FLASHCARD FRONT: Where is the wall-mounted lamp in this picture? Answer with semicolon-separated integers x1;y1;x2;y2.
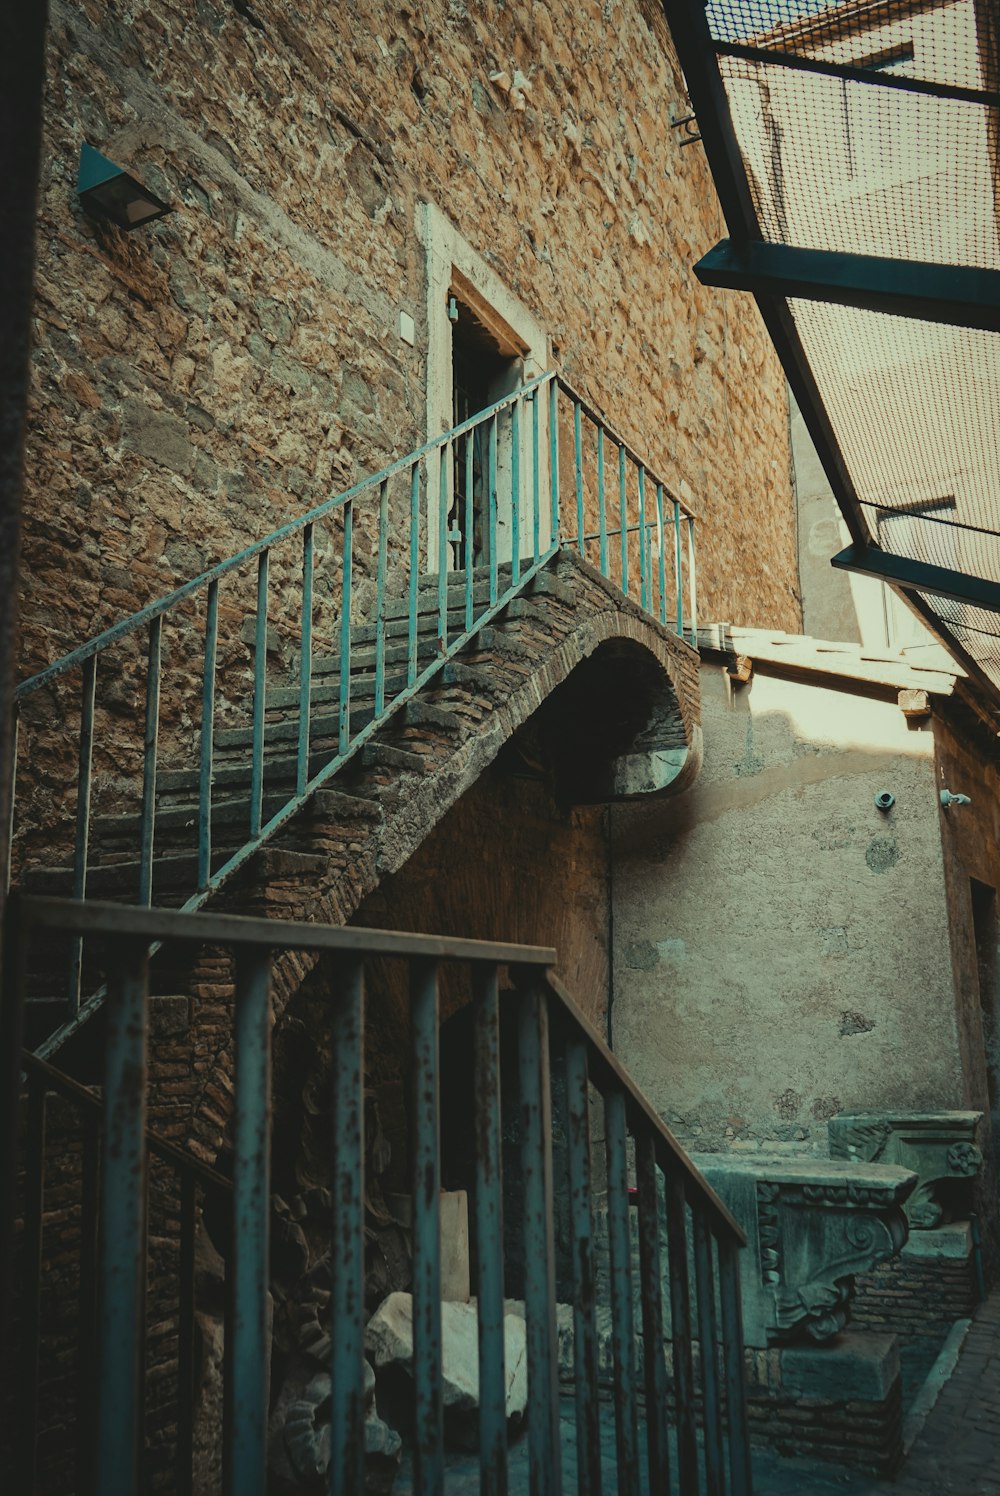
77;142;172;231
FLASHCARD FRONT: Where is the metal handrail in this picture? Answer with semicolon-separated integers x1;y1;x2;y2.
15;371;696;704
4;894;751;1496
14;370;557;701
10;374;701;1049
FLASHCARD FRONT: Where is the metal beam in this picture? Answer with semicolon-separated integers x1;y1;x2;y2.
697;240;1000;333
832;543;1000;612
658;0;762;238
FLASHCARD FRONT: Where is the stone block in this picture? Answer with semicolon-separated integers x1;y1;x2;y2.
365;1291;527;1446
780;1331;900;1402
121;398;196;477
828;1111;983;1228
384;1189;470;1302
901;1221;973;1262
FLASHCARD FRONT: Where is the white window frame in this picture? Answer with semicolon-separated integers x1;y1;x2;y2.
419;201;551;573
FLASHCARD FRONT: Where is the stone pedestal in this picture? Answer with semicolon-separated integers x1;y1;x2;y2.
693;1154;917;1343
828;1111;982;1230
693;1154;917;1475
744;1332;904;1476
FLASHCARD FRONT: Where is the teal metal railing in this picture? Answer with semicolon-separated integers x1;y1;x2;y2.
8;374;698;1045
2;895;750;1496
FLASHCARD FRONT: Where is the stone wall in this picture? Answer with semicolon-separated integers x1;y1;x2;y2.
611;659;965;1153
23;0;798;696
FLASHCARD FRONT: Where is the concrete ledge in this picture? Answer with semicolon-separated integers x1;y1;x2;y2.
901;1221;972;1262
781;1331;900;1402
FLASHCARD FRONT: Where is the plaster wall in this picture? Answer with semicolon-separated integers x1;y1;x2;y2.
611;662;964;1153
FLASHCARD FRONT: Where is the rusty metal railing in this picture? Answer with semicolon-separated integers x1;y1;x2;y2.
1;895;751;1496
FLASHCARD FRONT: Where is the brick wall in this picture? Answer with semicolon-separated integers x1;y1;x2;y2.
851;1253;979;1339
24;0;798;693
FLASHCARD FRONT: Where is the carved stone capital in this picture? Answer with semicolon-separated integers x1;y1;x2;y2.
694;1155;916;1347
828;1111;983;1230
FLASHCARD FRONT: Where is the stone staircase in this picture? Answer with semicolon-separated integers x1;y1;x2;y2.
20;550;699;1143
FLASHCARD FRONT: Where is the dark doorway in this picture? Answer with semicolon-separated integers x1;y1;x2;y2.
450;297;517;568
971;877;1000;1133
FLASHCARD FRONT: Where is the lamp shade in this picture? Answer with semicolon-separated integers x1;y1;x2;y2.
77;143;172;230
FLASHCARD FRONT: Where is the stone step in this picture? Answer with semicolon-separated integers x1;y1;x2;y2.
24;847;330;902
266;666;417;713
213;703;379;757
380;569;514;622
91;785;383;846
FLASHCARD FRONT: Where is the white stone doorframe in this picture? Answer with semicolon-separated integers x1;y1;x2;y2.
419;201;552;574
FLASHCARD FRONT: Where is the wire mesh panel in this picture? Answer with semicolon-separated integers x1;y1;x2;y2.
680;0;1000;716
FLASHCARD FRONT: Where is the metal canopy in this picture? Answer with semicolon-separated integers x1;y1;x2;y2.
661;0;1000;722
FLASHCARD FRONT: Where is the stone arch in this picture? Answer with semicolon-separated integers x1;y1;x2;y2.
186;552;702;1164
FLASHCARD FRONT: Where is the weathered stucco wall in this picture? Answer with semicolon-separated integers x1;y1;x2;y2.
22;0;798;689
611;661;965;1153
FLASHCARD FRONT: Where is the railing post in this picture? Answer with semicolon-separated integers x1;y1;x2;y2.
250;549;269;838
693;1208;725;1496
411;958;444;1496
4;706;16;897
464;432;475;631
177;1171;196;1496
635;1134;669;1496
375;484;389;717
0;896;28;1370
655;484;667;627
597;427;608;577
674;500;684;637
297;524;314;795
719;1233;753;1496
638;467;649;614
618;445;629;596
564;1035;602;1496
139;615;161;907
511;399;521;586
198;579;218;890
329;956;366;1496
688;516;698;647
605;1090;640;1496
488;414;499;607
68;653;97;1012
574;399;584;553
665;1172;698;1493
19;1074;45;1493
518;980;561;1496
549;380;560;544
473;965;508;1496
338;502;353;757
408;463;420;687
225;948;272;1496
531;390;541;563
437;443;450;650
77;1111;101;1495
96;937;150;1496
